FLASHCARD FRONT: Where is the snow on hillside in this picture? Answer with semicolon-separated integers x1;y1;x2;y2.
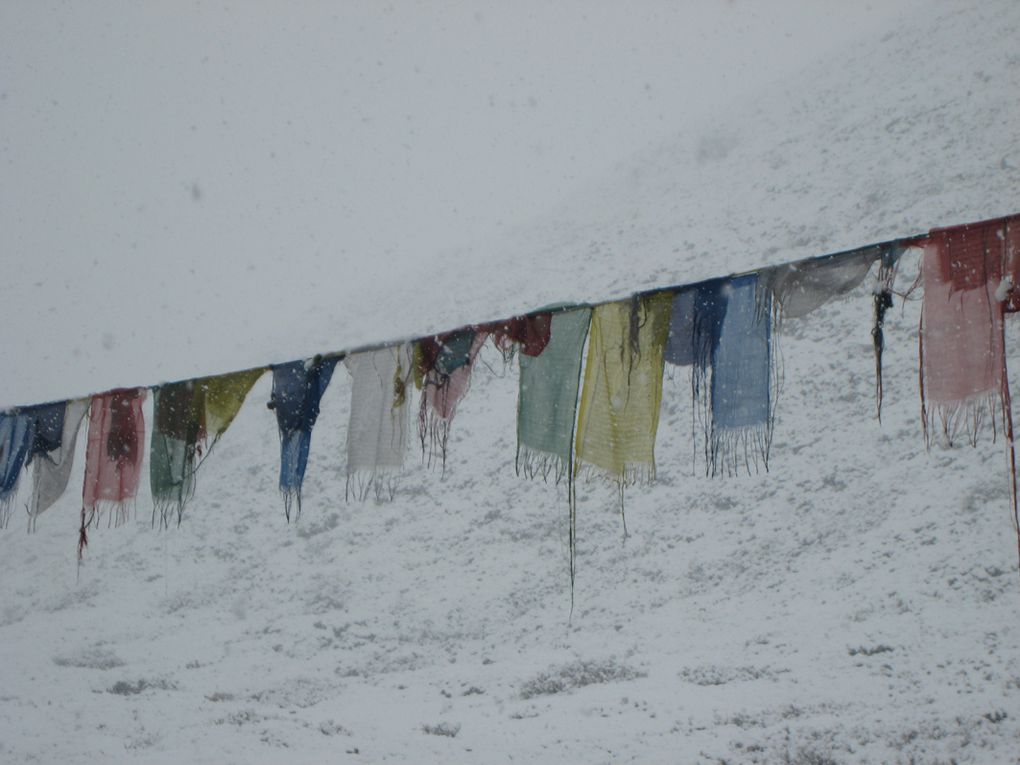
437;0;1020;333
0;0;935;406
2;1;1020;763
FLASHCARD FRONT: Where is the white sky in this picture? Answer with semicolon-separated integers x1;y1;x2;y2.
1;0;926;405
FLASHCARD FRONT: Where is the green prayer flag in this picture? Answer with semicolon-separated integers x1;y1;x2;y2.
516;307;591;480
150;382;205;525
150;426;197;524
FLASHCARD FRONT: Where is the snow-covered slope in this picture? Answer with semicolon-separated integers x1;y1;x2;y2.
0;0;925;407
2;1;1019;763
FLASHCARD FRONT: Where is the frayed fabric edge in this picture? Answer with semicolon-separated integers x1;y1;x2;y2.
418;407;452;473
81;500;134;528
573;458;657;489
345;468;401;502
922;392;1002;449
0;497;15;530
708;424;773;478
516;444;570;485
151;494;194;530
282;488;302;523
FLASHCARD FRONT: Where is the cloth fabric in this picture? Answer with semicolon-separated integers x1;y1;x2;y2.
573;293;672;484
150;381;207;526
80;388;147;556
760;248;878;322
344;344;414;500
666;280;729;474
664;288;698;366
82;389;147;514
417;329;488;468
483;313;553;358
270;356;339;519
199;368;266;441
665;280;728;371
709;274;773;474
0;411;34;526
920;222;1006;445
995;215;1020;568
994;215;1020;312
416;330;476;380
516;307;591;481
666;276;773;475
919;217;1020;567
29;399;88;528
516;306;591;604
872;245;905;421
149;370;264;526
26;402;66;460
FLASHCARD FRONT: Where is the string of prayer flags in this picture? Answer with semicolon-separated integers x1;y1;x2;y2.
416;329;488;468
516;307;591;482
344;344;414;500
150;381;207;527
28;399;88;531
0;411;34;527
80;388;147;558
1;210;1019;583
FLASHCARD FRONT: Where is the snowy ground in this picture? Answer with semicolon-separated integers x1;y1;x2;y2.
2;1;1020;763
